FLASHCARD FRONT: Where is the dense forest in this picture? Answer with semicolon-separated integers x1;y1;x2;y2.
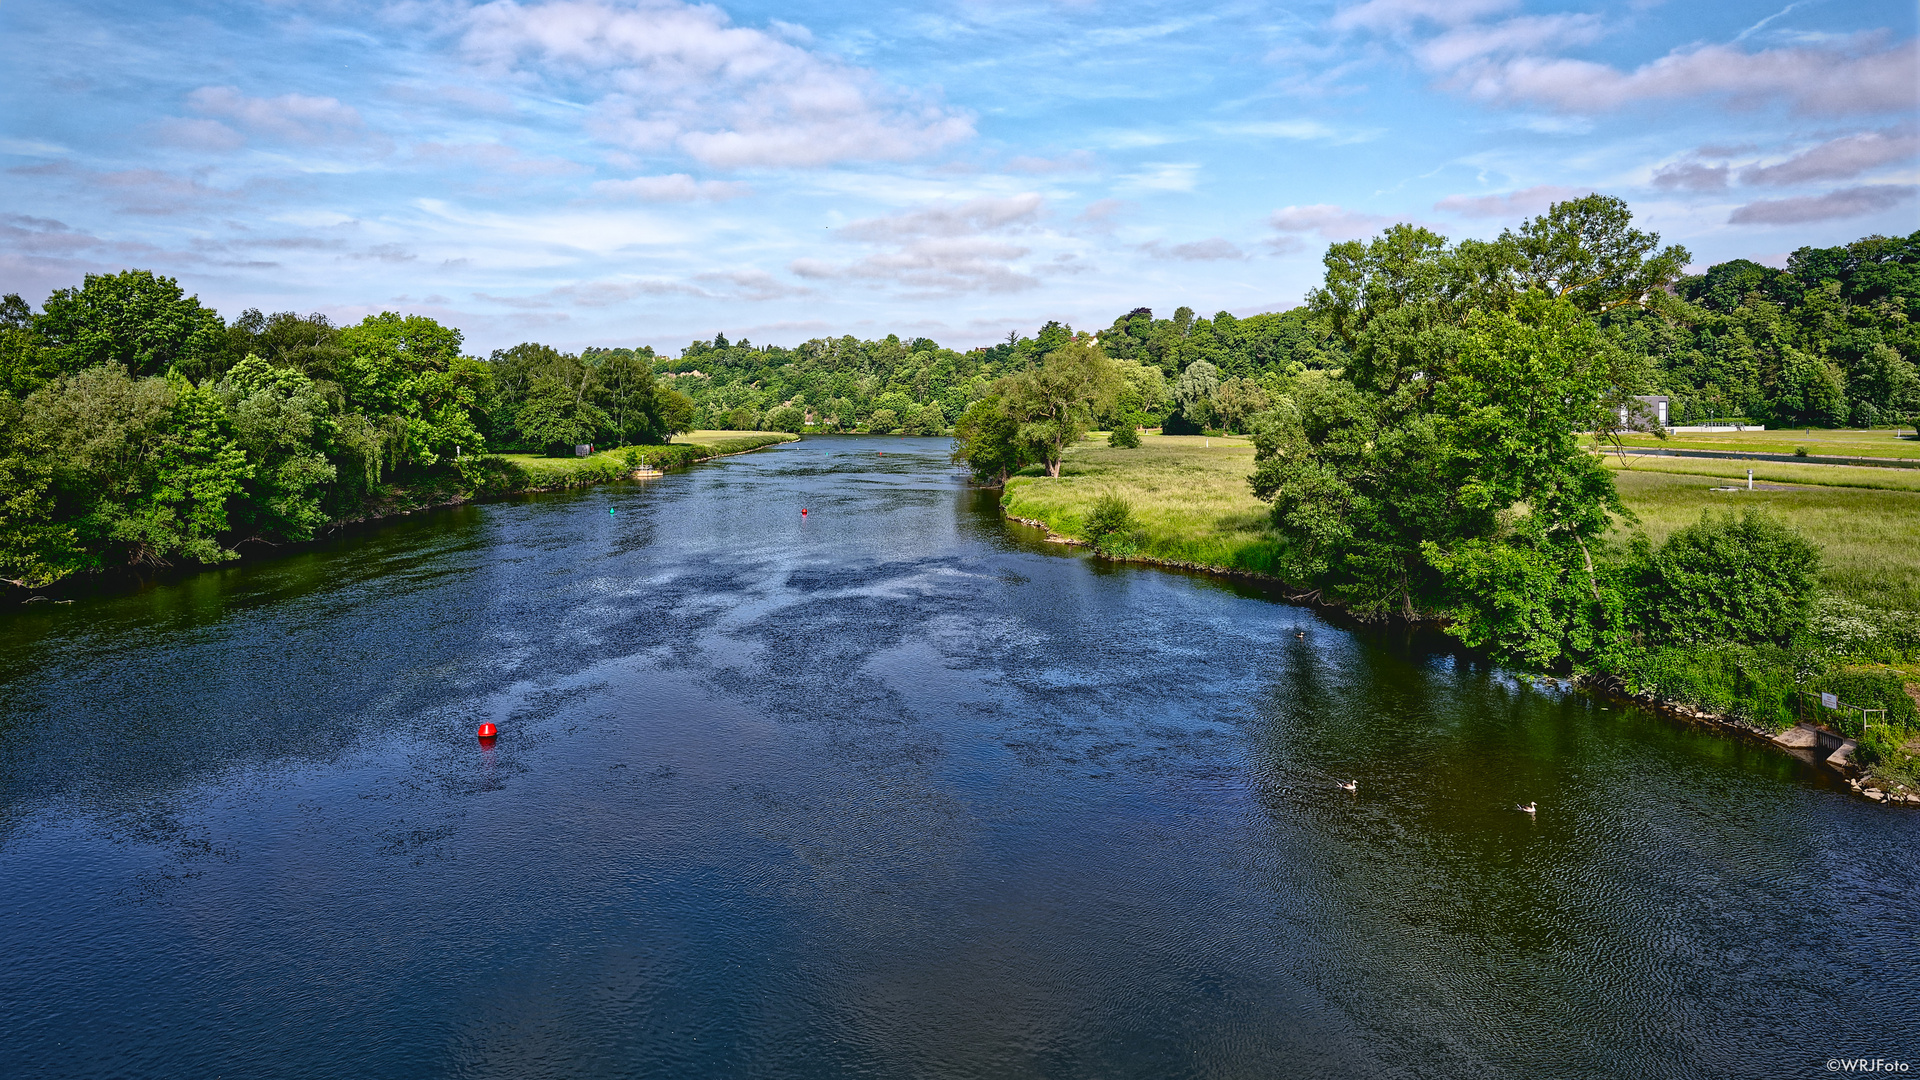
2;211;1914;590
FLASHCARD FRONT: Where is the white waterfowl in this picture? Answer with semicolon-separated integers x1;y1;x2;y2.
1338;779;1357;792
1517;802;1537;814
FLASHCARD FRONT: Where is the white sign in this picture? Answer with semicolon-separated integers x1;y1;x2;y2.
1820;692;1838;709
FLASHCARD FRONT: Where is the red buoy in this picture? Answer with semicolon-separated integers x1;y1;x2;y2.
801;508;808;516
477;722;498;740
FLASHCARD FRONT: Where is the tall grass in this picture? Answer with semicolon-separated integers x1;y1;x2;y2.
1001;435;1287;572
1609;469;1920;614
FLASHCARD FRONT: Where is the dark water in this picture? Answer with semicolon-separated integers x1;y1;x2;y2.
2;437;1915;1080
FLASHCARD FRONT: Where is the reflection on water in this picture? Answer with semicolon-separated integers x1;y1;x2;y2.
2;436;1915;1079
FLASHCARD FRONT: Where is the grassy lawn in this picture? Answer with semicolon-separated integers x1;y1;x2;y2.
1002;434;1285;572
1005;433;1920;617
498;431;796;480
675;430;799;454
1596;453;1920;493
1610;427;1920;459
1607;464;1920;614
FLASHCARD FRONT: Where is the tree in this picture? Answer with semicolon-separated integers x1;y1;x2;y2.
765;404;806;433
1001;339;1120;477
516;376;608;453
1213;377;1270;434
1;293;59;399
34;270;228;381
1252;196;1678;628
219;355;337;541
950;393;1029;485
867;408;900;434
1165;360;1220;434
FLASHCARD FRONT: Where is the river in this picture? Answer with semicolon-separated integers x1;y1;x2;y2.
2;436;1915;1079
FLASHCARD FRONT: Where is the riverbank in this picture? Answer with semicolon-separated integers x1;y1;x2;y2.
1001;432;1920;794
331;431;796;525
5;432;798;598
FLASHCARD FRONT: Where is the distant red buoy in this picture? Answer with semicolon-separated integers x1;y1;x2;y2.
801;508;808;516
477;723;498;740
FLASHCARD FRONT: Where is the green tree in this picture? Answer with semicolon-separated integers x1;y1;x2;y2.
515;376;609;453
1001;339;1120;476
1252;196;1685;628
1;293;59;399
34;270;228;381
219;355;338;541
950;393;1030;485
765;404;806;433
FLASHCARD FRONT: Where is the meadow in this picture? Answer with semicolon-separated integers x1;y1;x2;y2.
1005;434;1920;616
1611;427;1920;459
500;431;795;483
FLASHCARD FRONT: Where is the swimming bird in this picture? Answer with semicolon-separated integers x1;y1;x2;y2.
1517;802;1537;814
1337;779;1357;792
1296;631;1306;639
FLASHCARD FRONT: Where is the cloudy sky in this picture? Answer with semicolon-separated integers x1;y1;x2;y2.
3;0;1915;354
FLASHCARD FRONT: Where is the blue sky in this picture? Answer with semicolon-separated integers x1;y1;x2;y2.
3;0;1915;355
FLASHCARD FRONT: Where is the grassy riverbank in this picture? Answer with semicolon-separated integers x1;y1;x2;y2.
1001;434;1282;573
344;431;796;522
1003;433;1920;784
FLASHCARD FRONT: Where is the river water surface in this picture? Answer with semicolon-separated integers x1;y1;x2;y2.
2;437;1915;1079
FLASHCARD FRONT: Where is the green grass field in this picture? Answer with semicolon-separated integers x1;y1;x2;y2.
1002;434;1283;571
1605;462;1920;614
500;431;796;481
1004;433;1920;617
1611;427;1920;459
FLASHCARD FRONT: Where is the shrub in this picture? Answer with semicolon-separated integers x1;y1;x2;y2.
1638;509;1820;647
1108;423;1140;448
764;405;806;434
1082;493;1138;554
452;454;531;494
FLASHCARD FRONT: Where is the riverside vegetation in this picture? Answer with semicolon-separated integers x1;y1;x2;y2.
4;196;1916;781
964;196;1919;786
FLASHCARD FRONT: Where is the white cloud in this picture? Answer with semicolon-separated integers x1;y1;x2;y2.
1739;126;1920;185
461;0;973;168
1729;184;1918;224
794;194;1047;294
1650;163;1730;192
1116;163;1199;193
591;173;753;201
1434;184;1584;217
1417;13;1602;71
1269;203;1397;239
1330;0;1514;33
1140;237;1247;261
838;194;1045;241
1457;38;1918;116
185;86;368;145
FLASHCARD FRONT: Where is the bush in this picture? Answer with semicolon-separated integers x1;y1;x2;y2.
1082;493;1138;554
621;444;700;471
1622;644;1809;729
1638;509;1820;647
764;405;806;434
1108;423;1141;448
867;408;900;434
452;454;531;494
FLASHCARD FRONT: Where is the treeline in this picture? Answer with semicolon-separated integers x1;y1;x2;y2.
1648;233;1920;426
0;272;695;587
